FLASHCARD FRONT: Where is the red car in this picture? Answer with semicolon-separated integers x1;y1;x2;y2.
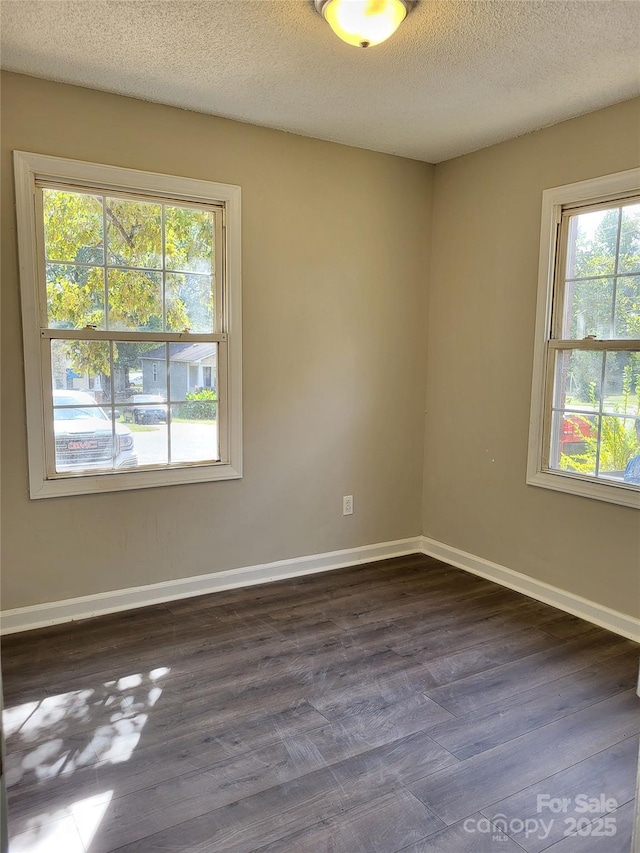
560;414;593;454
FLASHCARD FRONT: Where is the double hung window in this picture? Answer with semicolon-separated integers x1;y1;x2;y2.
14;152;242;498
528;169;640;508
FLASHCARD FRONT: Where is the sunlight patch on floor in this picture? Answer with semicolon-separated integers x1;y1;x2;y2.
9;792;113;853
5;668;171;850
10;814;85;853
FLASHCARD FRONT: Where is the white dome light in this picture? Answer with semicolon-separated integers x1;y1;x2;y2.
315;0;414;49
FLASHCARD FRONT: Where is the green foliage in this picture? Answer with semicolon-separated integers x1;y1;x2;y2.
63;340;110;379
569;205;640;340
176;389;217;420
560;365;640;474
44;190;103;264
108;269;162;330
47;263;104;329
561;416;640;475
165;205;213;274
106;198;162;268
43;189;215;379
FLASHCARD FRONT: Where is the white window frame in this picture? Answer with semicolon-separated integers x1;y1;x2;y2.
14;151;242;499
528;167;640;510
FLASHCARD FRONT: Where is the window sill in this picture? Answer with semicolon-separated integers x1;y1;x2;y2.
527;470;640;509
30;462;242;499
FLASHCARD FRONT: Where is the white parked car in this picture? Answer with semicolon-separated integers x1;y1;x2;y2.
53;390;138;471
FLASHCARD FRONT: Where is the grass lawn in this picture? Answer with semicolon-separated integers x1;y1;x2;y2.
565;393;639;414
116;420;158;432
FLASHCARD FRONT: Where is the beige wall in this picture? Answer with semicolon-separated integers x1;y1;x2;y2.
423;98;640;618
1;72;433;610
2;73;638;621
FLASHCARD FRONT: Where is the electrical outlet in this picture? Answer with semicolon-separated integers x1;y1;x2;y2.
343;495;353;516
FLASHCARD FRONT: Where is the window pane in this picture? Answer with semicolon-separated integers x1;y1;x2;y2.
553;350;602;412
117;408;168;466
46;263;105;329
562;277;613;339
599;415;640;481
614;275;640;339
165;206;214;274
169;404;218;464
566;208;619;279
550;411;598;477
618;203;640;274
50;379;138;474
107;269;162;331
603;351;640;416
43;189;104;265
548;350;640;484
166;273;214;333
112;342;167;403
50;340;111;399
120;403;167;425
53;402;116;473
168;343;217;402
106;198;162;269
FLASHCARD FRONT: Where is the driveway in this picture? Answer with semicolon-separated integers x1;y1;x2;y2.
131;422;218;465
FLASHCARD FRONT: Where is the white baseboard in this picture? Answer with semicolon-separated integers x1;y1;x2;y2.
0;537;422;634
420;536;640;643
4;534;638;642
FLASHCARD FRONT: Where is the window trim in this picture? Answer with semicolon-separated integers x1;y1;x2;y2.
527;167;640;509
14;151;242;498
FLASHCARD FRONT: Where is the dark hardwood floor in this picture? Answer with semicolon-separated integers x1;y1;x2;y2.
2;554;639;852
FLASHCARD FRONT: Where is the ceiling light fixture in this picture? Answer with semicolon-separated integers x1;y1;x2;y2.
314;0;414;49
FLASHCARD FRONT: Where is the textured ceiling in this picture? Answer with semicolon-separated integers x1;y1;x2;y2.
1;0;639;162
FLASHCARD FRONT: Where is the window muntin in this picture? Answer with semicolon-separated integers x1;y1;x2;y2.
529;172;640;508
14;152;242;498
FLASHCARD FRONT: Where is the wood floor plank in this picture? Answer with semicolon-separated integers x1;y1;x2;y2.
310;685;454;739
392;626;561;688
2;614;281;702
72;732;457;853
10;721;449;842
408;690;640;826
5;641;414;755
263;570;495;626
390;611;559;659
425;650;639;759
535;613;604;640
423;632;637;715
0;602;174;662
252;788;445;853
6;700;329;804
480;735;639;852
395;814;526;852
539;800;636;853
162;562;454;626
391;589;562;639
323;585;524;632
